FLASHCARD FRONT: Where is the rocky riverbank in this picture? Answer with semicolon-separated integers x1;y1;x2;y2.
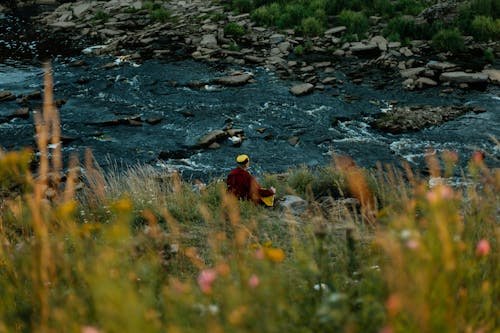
2;0;498;133
1;0;500;177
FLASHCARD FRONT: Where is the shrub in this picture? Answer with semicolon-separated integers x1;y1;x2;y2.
142;1;161;11
383;16;420;41
251;3;281;26
338;10;369;36
231;0;253;13
224;22;246;38
469;0;500;18
471;15;500;41
150;8;170;22
393;0;424;15
372;0;395;17
300;16;325;36
484;47;495;63
276;3;306;28
432;28;465;54
293;44;305;56
92;10;109;22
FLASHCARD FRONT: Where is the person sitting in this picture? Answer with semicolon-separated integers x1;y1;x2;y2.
226;154;276;206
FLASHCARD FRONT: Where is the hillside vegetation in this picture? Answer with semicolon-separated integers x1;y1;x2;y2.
0;65;498;332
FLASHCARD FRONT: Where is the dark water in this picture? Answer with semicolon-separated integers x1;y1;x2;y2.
1;13;499;181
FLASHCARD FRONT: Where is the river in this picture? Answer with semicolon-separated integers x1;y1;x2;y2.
1;13;499;181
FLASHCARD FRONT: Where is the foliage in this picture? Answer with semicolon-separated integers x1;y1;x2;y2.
150;8;171;23
338;10;369;36
299;16;325;37
431;28;465;54
92;10;109;22
383;16;419;42
470;15;500;41
484;47;495;63
231;0;254;13
224;22;246;38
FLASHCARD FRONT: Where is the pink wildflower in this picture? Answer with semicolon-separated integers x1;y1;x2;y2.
475;239;490;257
248;274;260;288
406;239;419;250
197;269;218;294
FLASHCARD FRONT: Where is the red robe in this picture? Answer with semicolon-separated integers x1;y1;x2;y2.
226;167;274;204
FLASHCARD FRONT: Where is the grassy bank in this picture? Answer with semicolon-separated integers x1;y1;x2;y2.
225;0;500;55
0;65;498;332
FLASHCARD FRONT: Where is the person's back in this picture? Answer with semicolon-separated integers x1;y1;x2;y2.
226;166;252;200
226;154;275;205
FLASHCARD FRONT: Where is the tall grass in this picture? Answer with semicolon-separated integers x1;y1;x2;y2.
0;65;498;332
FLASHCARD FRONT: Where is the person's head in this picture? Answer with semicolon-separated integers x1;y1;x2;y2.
236;154;250;168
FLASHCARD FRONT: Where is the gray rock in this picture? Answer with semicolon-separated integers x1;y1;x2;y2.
0;90;16;102
427;61;458;72
215;73;253;86
278;195;308;215
72;2;92;18
482;69;500;85
290;83;314;96
50;21;76;28
324;26;346;35
350;43;380;56
415;77;438;89
400;67;426;79
197;130;227;147
269;33;285;44
439;72;489;84
200;34;218;49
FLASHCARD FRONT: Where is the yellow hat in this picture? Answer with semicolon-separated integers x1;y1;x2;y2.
236;154;249;164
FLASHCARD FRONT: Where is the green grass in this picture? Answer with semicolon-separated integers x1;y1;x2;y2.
0;57;499;333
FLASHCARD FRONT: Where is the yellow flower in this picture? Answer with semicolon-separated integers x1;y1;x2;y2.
263;247;285;263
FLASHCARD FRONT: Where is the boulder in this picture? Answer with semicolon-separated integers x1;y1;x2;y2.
350;43;380;57
269;34;285;44
215;73;253;86
415;77;438;89
197;130;227;147
0;90;16;102
427;61;458;72
371;105;477;133
200;34;218;49
278;195;308;215
483;69;500;85
71;2;92;18
439;72;489;84
290;83;314;96
400;67;426;79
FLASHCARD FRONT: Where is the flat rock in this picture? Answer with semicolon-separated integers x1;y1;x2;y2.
400;67;426;79
324;26;346;35
427;61;458;71
200;34;218;49
290;83;314;96
197;130;227;147
482;69;500;85
371;105;477;133
215;73;253;86
439;71;489;84
0;90;16;102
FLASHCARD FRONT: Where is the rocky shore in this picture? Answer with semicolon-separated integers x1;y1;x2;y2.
1;0;500;135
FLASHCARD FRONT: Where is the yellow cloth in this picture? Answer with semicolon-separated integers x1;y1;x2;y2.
261;195;275;207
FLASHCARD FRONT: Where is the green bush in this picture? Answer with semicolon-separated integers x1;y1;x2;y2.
231;0;254;13
432;28;465;54
338;10;369;36
293;44;305;56
251;3;281;26
469;0;500;18
92;10;109;22
150;8;171;22
300;16;325;36
484;47;495;63
393;0;425;15
142;1;161;11
383;16;420;41
276;3;307;28
224;22;246;38
471;15;500;41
